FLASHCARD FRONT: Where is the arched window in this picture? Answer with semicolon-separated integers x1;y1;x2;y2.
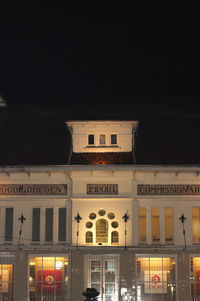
86;231;93;243
111;231;119;244
96;219;108;243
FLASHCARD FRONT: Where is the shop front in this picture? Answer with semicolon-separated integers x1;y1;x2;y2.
0;254;14;301
136;256;176;301
29;255;68;301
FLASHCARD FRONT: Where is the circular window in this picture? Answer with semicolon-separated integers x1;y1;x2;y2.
89;213;96;220
86;222;93;228
98;209;106;216
108;212;115;219
111;221;119;228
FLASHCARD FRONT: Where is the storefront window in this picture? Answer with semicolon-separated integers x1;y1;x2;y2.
136;256;176;300
29;256;68;301
190;256;200;300
0;255;14;301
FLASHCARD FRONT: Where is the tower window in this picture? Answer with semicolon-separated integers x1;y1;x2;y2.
99;134;106;145
111;134;117;145
88;135;94;145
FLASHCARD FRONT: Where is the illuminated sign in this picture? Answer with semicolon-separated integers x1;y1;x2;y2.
87;184;118;194
38;270;61;293
144;270;167;294
137;184;200;195
0;184;67;195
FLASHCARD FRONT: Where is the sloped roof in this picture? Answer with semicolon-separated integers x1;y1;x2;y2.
69;152;134;165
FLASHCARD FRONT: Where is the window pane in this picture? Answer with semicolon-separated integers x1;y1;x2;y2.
152;208;160;243
99;134;106;145
5;208;13;241
86;231;93;243
32;208;40;242
88;134;94;145
111;231;119;244
192;208;200;243
59;208;66;241
45;208;53;242
165;208;173;243
138;208;146;243
111;134;117;144
96;219;108;243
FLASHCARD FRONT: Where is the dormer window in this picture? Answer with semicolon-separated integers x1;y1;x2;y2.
111;134;117;145
88;135;94;145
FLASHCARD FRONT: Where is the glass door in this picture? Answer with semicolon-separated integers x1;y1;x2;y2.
86;255;119;301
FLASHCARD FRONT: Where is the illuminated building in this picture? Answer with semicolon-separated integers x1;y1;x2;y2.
1;116;200;301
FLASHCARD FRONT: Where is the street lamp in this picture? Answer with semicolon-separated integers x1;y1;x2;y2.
18;213;26;249
179;213;187;249
122;212;130;250
74;212;82;247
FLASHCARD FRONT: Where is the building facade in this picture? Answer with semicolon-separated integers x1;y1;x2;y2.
0;120;200;300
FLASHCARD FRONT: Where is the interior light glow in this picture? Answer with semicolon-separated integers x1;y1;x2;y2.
56;261;63;269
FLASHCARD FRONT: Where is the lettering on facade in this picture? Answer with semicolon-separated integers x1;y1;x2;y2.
0;184;67;195
137;184;200;195
87;184;118;194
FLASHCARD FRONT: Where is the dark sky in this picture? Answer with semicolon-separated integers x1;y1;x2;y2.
1;9;200;114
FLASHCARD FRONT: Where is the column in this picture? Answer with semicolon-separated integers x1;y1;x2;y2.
15;250;28;301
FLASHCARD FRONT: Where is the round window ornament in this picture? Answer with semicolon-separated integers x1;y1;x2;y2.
89;213;96;220
111;221;119;228
108;212;115;219
86;222;93;228
98;209;106;216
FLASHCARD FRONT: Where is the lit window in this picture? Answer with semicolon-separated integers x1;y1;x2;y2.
99;134;106;145
136;256;176;297
96;219;108;243
111;231;119;244
29;256;68;300
111;134;117;145
192;208;200;243
88;134;94;145
86;231;93;243
0;255;14;300
190;256;200;299
165;208;173;243
138;208;146;244
152;208;160;243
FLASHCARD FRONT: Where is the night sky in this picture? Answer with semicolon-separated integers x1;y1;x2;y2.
1;10;200;115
